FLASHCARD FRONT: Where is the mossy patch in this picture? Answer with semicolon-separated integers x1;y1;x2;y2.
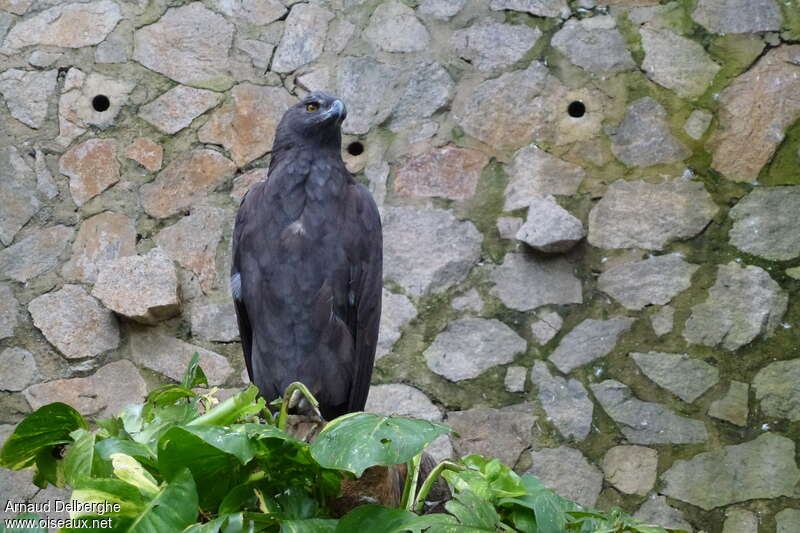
781;0;800;41
760;117;800;186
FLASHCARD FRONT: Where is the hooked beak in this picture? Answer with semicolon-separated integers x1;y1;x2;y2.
326;99;347;124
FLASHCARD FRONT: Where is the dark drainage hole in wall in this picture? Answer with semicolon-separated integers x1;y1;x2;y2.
347;142;364;156
92;95;110;112
567;101;586;118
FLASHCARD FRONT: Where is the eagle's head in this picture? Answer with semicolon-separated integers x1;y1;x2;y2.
274;91;347;149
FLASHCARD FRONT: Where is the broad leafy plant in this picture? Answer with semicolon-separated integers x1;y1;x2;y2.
1;356;694;533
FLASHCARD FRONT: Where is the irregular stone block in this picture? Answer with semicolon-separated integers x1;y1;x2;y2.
590;380;708;444
641;25;721;98
272;3;334;72
516;196;585;253
602;445;657;496
0;225;74;282
692;0;782;34
551;16;635;74
28;285;120;359
527;447;603;508
3;0;121;49
490;252;582;312
708;380;749;426
366;384;442;422
447;403;535;466
364;1;429;53
0;283;18;341
0;69;58;129
0;146;39;246
138;85;223;135
588;179;718;250
753;359;800;422
549;318;634;373
0;348;38;392
24;360;146;418
124;138;163;172
503;144;585;211
683;262;787;351
609;98;689;168
61;211;137;283
190;301;239;343
451;21;541;72
424;318;526;382
662;433;800;510
394;145;488;201
729;186;800;261
59;139;120;207
92;248;181;325
631;352;719;403
599;254;698;310
530;361;593;439
377;289;417;360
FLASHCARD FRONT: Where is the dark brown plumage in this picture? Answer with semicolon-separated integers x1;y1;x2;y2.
231;91;382;420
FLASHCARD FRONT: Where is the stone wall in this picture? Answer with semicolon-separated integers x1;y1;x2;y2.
1;0;800;531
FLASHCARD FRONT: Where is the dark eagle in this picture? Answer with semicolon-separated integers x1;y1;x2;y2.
231;91;382;421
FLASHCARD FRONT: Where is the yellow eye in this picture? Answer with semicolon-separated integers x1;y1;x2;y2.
306;102;319;112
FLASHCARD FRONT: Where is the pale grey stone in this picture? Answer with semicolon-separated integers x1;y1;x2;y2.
527;447;603;508
551;16;635;74
516;195;585;253
588;179;718;250
684;109;713;140
505;366;527;392
708;380;748;426
451;21;541;72
722;509;758;533
496;217;523;239
598;254;699;310
530;361;593;439
503;145;586;210
92;248;181;325
0;348;37;391
609;98;690;167
662;433;799;510
729;186;800;261
631;352;719;403
211;0;286;25
418;0;466;19
237;38;274;71
0;283;17;341
3;0;122;50
426;435;454;463
139;85;223;135
24;360;146;418
155;206;227;293
590;380;708;444
683;262;787;351
549;318;634;373
366;384;442;421
634;496;693;531
530;310;563;344
490;252;582;312
337;56;401;135
388;61;454;131
28;285;120;359
133;4;237;89
776;509;800;533
95;22;131;64
641;25;721;98
61;211;137;283
56;71;135;144
692;0;782;34
602;445;657;496
325;19;355;54
377;289;417;359
753;359;800;422
272;4;334;73
447;403;535;466
191;301;239;342
0;69;58;129
365;1;430;53
651;306;674;336
129;327;233;386
0;225;73;282
28;50;61;68
424;318;526;381
452;289;482;313
490;0;570;18
383;207;482;297
451;62;568;152
0;146;39;246
34;149;58;200
0;0;31;16
0;466;36;519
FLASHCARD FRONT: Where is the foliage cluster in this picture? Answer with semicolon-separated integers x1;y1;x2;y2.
1;357;691;533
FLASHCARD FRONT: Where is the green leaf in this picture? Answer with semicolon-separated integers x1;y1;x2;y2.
182;514;248;533
0;403;87;470
280;519;338;533
310;413;451;476
111;453;160;496
181;352;208;389
157;426;248;510
0;513;46;533
147;385;196;407
95;438;156;467
430;490;504;532
32;445;65;488
188;386;264;428
64;429;112;486
127;468;199;532
335;505;449;533
498;475;574;533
